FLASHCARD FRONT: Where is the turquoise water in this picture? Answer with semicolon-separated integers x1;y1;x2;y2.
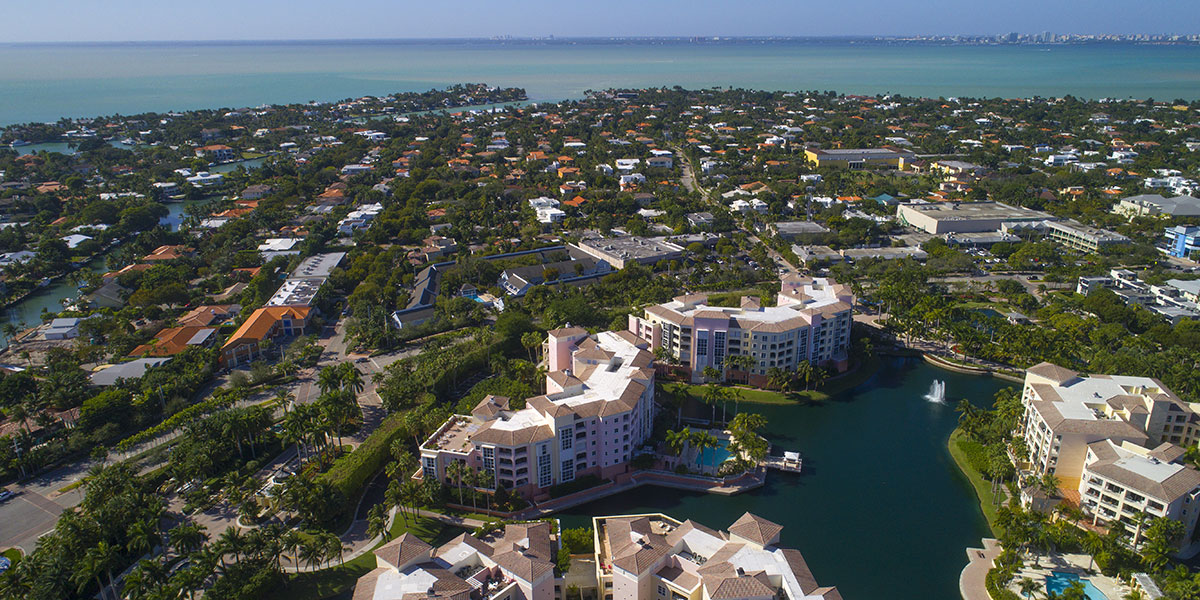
1045;572;1110;600
560;357;1013;600
695;440;732;468
2;41;1199;124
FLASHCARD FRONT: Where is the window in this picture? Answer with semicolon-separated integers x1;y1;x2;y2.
561;459;575;482
422;457;436;479
560;427;573;451
658;586;667;597
714;331;726;365
538;452;552;488
696;334;708;357
482;447;495;474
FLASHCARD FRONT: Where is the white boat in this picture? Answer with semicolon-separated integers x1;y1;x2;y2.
8;140;31;148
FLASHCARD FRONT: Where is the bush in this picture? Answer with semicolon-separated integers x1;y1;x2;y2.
561;527;594;554
320;412;407;501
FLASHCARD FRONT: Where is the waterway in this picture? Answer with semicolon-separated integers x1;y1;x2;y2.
0;252;110;345
559;357;1014;600
0;197;210;347
2;41;1200;126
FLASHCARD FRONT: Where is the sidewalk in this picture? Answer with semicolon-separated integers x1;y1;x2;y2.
960;538;1001;600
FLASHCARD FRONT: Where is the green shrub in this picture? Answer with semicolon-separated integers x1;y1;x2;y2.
320;413;407;500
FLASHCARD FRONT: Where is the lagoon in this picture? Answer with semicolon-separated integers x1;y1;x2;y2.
559;357;1014;600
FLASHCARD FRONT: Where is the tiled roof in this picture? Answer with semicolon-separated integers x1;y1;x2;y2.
374;533;432;570
728;512;783;546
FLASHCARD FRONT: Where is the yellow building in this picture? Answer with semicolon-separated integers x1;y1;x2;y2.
803;147;914;169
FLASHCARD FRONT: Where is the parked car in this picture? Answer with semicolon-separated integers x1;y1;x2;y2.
0;489;14;502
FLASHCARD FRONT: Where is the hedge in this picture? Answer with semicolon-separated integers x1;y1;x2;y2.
320;412;407;500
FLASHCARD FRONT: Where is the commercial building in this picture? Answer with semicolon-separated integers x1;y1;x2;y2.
593;512;841;600
352;524;560;600
1019;363;1200;480
219;306;312;367
770;221;830;242
572;237;684;270
629;276;854;384
1164;225;1200;259
1114;194;1200;219
1043;219;1129;252
803;147;914;169
265;252;346;307
896;201;1054;235
418;328;656;501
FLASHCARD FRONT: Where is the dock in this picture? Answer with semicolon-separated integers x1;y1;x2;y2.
762;451;803;473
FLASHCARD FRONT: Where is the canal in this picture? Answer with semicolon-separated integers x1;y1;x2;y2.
0;198;209;346
559;357;1015;600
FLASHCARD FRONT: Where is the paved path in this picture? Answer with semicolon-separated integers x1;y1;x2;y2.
960;538;1001;600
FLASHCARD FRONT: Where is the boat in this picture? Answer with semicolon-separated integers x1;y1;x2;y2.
120;138;136;145
8;140;31;148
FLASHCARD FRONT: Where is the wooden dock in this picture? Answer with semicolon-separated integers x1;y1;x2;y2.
762;451;802;473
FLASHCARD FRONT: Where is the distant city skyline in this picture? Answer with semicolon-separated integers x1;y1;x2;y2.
1;0;1197;43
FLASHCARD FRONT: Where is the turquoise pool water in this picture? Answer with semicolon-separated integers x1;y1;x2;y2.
1045;572;1109;600
695;441;732;468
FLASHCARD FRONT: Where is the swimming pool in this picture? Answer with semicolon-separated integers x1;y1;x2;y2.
695;441;733;468
1044;572;1109;600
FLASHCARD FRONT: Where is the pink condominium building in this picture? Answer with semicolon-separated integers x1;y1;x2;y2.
419;328;657;501
594;512;842;600
628;276;854;386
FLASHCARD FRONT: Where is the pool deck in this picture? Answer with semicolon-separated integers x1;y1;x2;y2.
1007;552;1129;599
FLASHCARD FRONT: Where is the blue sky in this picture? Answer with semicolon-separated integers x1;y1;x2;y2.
3;0;1196;42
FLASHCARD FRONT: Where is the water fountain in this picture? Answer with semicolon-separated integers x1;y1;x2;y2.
924;379;947;404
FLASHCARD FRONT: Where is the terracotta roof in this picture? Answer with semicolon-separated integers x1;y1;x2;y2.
221;306;310;349
1026;362;1079;384
728;512;783;546
374;533;433;570
129;326;216;357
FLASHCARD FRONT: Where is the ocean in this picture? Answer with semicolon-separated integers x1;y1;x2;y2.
1;40;1199;125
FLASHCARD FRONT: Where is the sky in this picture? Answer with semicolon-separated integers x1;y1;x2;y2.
2;0;1197;43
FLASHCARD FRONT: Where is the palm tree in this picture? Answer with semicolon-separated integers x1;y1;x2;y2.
702;384;724;425
340;361;365;394
271;388;295;416
317;365;342;395
322;531;347;566
76;540;118;600
766;367;791;392
666;428;692;457
127;518;159;559
217;526;245;562
702;365;722;383
521;331;543;362
170;522;208;557
368;503;390;541
809;366;827;390
692;431;720;473
299;537;327;571
448;460;467;505
1083;533;1104;572
1017;577;1042;599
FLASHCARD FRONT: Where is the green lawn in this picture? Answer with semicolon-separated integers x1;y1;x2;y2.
273;515;465;600
2;547;22;567
947;428;1003;535
661;355;882;408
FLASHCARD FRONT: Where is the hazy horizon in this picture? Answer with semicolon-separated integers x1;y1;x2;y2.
1;0;1196;44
